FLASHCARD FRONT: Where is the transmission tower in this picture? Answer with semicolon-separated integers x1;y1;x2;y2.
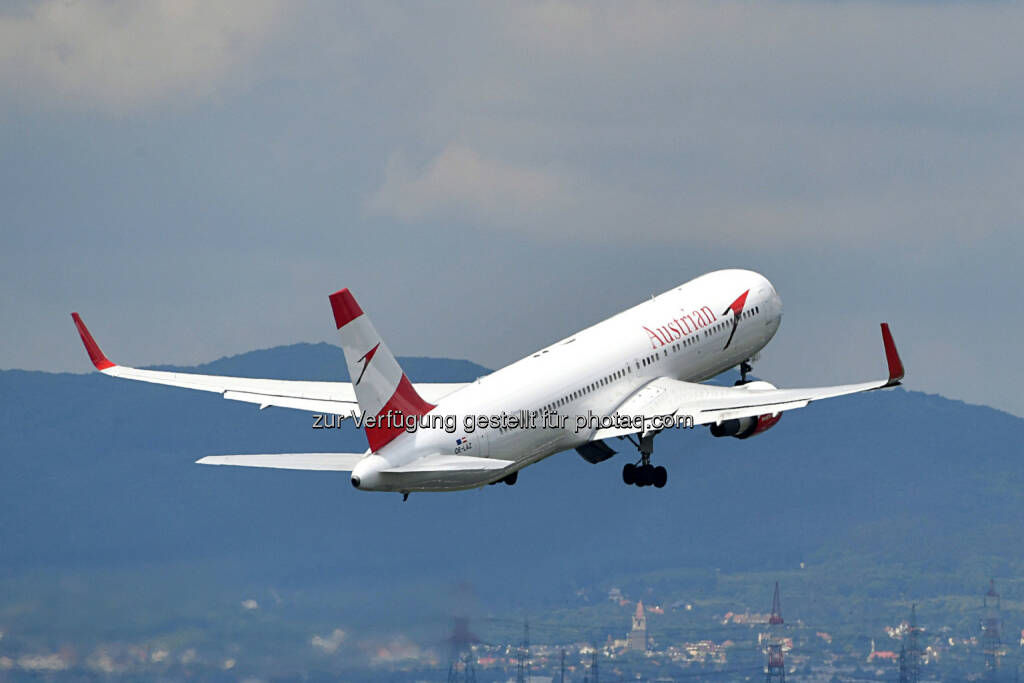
769;581;784;625
559;649;565;683
899;604;921;683
982;579;1002;679
446;616;479;683
765;582;785;682
448;652;476;683
591;650;599;683
515;619;530;683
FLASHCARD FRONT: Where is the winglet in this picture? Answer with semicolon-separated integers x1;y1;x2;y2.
70;313;115;370
880;323;904;386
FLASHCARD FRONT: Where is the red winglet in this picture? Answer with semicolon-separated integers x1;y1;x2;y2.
70;313;115;370
880;323;904;385
329;288;364;329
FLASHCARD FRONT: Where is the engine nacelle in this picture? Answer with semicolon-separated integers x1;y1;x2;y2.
709;412;783;439
709;380;783;439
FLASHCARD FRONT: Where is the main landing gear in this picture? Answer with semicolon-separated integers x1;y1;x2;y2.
621;431;668;488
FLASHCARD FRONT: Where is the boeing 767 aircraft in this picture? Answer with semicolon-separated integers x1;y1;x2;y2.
72;269;904;497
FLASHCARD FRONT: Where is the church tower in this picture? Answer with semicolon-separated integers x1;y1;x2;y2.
629;601;647;652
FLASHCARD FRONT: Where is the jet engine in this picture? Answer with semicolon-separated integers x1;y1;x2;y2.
709;412;782;439
709;380;783;439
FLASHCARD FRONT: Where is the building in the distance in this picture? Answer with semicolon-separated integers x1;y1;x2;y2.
629;601;647;652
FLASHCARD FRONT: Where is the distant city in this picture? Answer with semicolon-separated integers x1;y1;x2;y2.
1;578;1021;681
441;580;1022;683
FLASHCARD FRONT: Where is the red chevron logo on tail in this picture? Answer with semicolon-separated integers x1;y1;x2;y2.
355;343;380;385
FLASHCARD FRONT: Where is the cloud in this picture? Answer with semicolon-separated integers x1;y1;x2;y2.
366;145;568;225
0;0;281;112
311;628;347;654
361;2;1024;248
365;132;1015;249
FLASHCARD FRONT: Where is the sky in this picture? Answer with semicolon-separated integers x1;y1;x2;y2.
2;1;1022;416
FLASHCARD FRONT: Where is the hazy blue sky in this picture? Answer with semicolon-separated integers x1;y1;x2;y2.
2;2;1022;416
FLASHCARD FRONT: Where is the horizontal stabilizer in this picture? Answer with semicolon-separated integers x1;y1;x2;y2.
382;455;514;474
196;453;366;471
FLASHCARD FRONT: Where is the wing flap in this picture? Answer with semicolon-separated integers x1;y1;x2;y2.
196;453;366;471
223;390;357;413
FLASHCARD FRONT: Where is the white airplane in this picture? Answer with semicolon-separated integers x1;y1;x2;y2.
72;269;904;498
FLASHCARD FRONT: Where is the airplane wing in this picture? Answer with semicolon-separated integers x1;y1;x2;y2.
197;453;366;471
71;313;468;414
591;323;904;440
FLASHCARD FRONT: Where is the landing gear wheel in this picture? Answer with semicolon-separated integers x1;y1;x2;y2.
622;463;636;485
504;471;518;486
653;466;667;488
622;431;669;488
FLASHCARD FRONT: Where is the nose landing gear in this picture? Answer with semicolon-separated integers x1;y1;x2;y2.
736;359;753;385
621;431;668;488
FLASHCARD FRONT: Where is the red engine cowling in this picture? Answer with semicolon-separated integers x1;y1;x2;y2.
709;380;785;439
709;412;782;439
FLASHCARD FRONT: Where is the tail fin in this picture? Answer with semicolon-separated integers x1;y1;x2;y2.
329;288;434;451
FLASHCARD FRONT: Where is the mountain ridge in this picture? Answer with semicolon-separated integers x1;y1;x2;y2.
2;343;1022;608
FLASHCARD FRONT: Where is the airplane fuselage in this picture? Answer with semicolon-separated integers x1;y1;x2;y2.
353;269;783;492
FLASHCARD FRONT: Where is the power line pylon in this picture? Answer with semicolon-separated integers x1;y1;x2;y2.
769;581;784;626
982;579;1002;679
899;604;921;683
448;652;476;683
446;616;479;683
515;619;530;683
765;582;785;682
